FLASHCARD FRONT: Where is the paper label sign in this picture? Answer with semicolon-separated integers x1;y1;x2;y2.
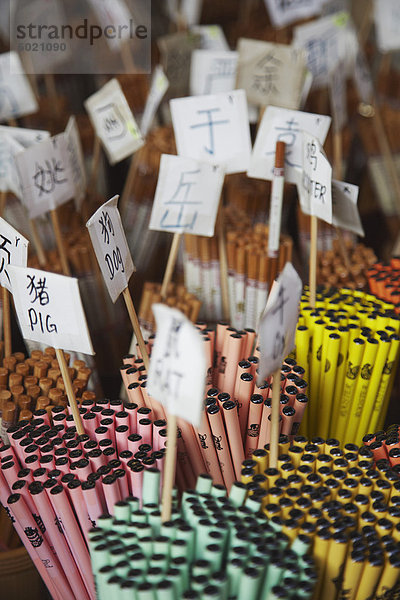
86;195;135;303
332;179;364;237
147;304;206;426
141;65;169;138
191;25;229;51
170;89;252;174
149;154;224;237
0;218;28;292
9;265;94;355
263;0;321;29
236;39;308;110
0;133;23;199
248;106;331;184
299;131;332;224
0;126;49;148
190;50;238;96
374;0;400;53
292;12;358;89
65;116;86;210
15;134;75;219
0;52;38;122
158;31;202;99
84;78;144;166
258;262;302;381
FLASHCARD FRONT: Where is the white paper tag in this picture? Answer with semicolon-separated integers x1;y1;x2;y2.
0;52;38;121
141;65;169;138
84;78;144;165
9;265;94;354
248;106;331;184
236;38;308;110
0;218;28;292
65;116;86;210
86;195;135;303
263;0;321;28
293;12;357;89
15;134;75;219
329;61;347;132
191;25;229;51
147;304;206;426
170;89;252;174
258;262;302;381
190;50;238;96
331;179;364;236
0;126;49;147
149;154;224;237
374;0;400;53
299;131;332;223
0;133;23;198
181;0;203;26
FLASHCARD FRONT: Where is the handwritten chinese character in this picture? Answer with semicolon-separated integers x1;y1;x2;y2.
33;159;67;196
0;234;11;283
252;53;282;96
306;140;318;170
160;169;201;230
99;210;115;244
267;118;301;168
190;108;229;155
271;285;289;324
205;58;236;94
165;318;183;358
27;275;49;306
96;103;126;141
153;318;184;397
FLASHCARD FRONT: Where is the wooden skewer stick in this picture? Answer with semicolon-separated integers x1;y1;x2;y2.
358;0;373;47
309;215;318;308
0;190;7;217
161;233;182;300
50;209;71;276
333;130;343;181
269;368;281;469
122;287;150;371
88;136;102;192
44;74;61;117
2;287;11;358
161;413;177;522
29;219;47;268
55;348;84;435
121;41;137;73
120;152;140;213
217;211;230;322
